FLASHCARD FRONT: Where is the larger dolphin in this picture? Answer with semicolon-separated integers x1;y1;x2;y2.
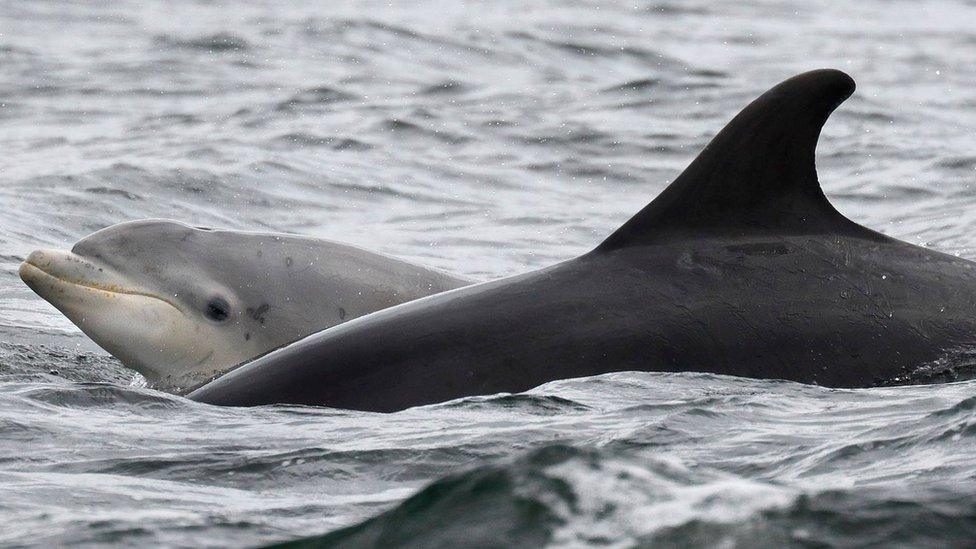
190;69;976;412
20;220;469;392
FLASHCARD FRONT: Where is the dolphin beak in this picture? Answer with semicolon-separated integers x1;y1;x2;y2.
20;249;77;297
19;249;180;311
21;249;102;291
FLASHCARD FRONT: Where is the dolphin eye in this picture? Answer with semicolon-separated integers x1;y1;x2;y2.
206;297;230;321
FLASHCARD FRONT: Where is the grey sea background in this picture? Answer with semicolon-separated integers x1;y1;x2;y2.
2;1;976;547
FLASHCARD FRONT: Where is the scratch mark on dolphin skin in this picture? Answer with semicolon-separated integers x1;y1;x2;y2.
339;307;346;320
247;303;270;324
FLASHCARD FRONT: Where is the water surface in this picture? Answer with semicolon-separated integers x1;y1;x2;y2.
1;1;975;546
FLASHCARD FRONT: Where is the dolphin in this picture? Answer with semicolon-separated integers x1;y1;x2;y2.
20;220;469;392
189;69;976;412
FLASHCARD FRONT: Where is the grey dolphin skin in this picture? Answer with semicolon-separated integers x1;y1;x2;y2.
190;69;976;412
20;220;469;391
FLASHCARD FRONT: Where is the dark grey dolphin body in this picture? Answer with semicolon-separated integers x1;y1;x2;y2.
190;69;976;412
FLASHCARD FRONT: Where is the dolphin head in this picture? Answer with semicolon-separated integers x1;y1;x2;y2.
19;220;300;390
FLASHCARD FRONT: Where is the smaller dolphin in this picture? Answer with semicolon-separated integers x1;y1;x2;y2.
19;220;469;392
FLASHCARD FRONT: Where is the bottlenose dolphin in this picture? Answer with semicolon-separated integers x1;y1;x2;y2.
20;220;469;391
190;69;976;412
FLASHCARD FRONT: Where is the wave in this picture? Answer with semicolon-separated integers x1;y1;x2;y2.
156;32;251;52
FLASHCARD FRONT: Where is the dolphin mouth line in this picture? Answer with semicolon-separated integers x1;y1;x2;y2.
20;259;183;312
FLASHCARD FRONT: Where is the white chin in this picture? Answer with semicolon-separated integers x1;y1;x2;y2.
19;260;207;383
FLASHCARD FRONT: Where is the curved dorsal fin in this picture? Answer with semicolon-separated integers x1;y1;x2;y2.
598;69;885;251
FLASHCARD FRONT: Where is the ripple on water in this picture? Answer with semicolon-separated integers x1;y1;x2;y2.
155;32;251;52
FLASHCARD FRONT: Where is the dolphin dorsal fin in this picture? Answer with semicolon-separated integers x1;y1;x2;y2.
599;69;883;251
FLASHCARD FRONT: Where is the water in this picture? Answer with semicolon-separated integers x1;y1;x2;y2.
1;0;975;546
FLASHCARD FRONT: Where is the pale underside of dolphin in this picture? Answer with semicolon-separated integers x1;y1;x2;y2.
20;221;470;392
188;69;976;413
